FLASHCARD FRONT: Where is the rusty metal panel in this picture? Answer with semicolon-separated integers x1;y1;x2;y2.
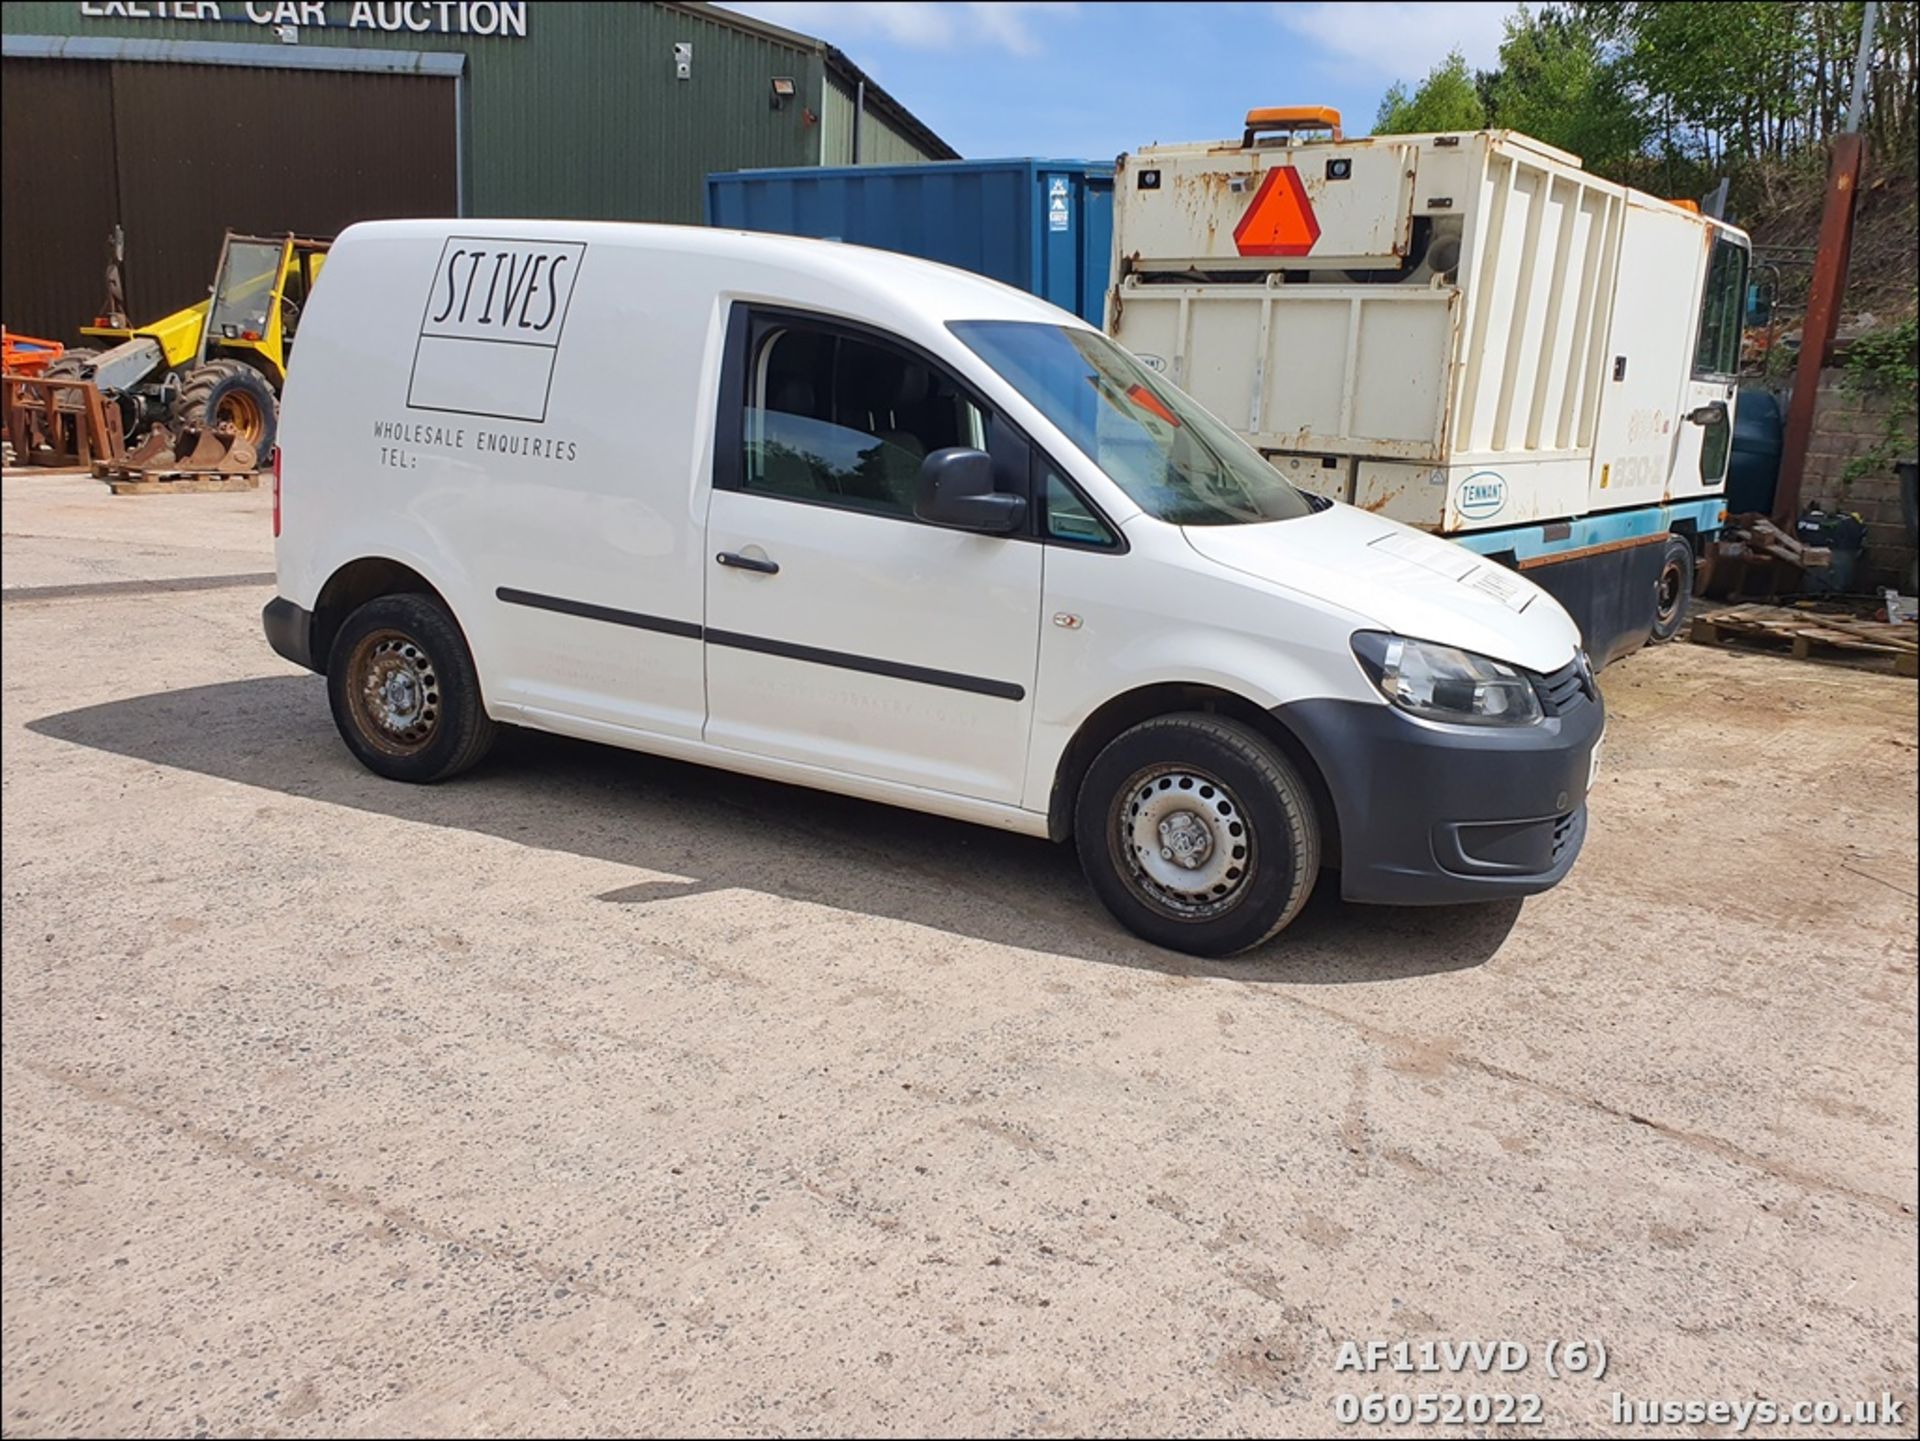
0;57;118;340
1775;133;1865;528
107;62;454;323
1356;461;1449;528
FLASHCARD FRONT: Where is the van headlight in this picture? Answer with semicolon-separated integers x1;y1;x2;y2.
1350;632;1542;726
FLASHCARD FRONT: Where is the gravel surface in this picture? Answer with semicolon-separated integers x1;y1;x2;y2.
3;473;1915;1437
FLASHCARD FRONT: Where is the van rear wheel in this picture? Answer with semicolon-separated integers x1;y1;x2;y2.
1075;714;1320;956
327;593;496;783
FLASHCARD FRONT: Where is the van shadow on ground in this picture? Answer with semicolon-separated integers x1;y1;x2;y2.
29;676;1521;984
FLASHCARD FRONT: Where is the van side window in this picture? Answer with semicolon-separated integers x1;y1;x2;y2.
743;322;987;518
1043;470;1118;548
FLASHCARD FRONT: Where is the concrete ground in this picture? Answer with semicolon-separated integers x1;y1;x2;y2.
3;471;1915;1438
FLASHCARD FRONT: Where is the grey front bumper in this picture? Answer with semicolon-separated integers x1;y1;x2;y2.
1274;676;1604;906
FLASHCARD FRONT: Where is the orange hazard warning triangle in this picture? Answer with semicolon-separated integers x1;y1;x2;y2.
1232;166;1321;257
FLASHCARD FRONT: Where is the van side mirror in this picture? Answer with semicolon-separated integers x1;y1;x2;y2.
915;447;1027;534
1686;401;1729;428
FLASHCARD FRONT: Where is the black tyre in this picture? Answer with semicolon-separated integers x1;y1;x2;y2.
172;359;278;453
1075;714;1321;957
326;593;497;783
44;347;100;377
43;348;102;406
1651;535;1695;642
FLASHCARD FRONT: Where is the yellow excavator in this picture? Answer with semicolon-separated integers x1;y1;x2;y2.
46;229;329;461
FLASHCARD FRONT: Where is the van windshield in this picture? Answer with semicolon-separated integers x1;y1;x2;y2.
950;320;1315;526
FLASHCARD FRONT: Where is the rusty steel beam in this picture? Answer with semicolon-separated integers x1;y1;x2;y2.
1774;132;1866;529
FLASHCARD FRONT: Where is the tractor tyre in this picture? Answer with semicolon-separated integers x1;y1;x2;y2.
44;347;101;376
43;348;102;405
42;347;139;442
173;360;279;455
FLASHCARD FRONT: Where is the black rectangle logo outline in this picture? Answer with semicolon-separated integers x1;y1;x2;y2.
406;235;588;425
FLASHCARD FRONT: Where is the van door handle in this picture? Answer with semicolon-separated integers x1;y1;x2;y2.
715;550;779;575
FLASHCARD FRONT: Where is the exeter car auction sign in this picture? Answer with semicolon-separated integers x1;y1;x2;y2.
77;1;529;39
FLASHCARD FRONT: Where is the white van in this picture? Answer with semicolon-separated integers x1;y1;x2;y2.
265;220;1603;956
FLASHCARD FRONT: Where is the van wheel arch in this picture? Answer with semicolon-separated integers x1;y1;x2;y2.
1048;683;1341;867
310;558;453;676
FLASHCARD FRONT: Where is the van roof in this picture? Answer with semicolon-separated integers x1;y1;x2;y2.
334;218;1088;331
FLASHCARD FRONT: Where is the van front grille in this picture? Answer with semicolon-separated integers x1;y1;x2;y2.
1533;657;1595;716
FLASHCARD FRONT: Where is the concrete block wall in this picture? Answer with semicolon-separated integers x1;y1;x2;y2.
1800;368;1918;591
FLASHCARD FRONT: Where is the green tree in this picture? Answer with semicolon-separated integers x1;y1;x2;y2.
1595;2;1801;164
1375;3;1917;168
1374;50;1488;133
1577;1;1918;164
1488;6;1645;173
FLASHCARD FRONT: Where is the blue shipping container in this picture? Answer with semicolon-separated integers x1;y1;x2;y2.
706;159;1115;326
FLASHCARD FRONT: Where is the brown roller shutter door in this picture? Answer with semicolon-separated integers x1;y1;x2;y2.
0;58;119;342
1;57;455;341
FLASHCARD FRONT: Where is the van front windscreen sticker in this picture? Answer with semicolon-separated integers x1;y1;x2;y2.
406;237;586;424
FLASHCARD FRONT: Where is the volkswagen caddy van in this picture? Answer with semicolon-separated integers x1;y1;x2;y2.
264;221;1602;956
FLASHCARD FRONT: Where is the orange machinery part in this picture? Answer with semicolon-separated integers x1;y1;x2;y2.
1;328;66;377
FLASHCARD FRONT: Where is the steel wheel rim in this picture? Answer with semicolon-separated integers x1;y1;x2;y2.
216;388;266;445
1656;554;1687;625
1111;764;1255;921
346;628;441;756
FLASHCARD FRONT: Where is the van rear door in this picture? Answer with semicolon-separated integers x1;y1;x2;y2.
702;309;1042;804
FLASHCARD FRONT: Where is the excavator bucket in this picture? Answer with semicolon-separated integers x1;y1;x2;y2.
219;434;258;473
103;419;256;482
181;422;232;469
124;423;177;470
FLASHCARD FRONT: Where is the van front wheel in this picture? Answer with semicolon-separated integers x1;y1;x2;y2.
1075;714;1320;956
327;593;496;783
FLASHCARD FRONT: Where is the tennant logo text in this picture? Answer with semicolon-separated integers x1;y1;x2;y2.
1457;471;1509;520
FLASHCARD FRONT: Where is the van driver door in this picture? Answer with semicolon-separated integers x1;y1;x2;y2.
701;307;1043;806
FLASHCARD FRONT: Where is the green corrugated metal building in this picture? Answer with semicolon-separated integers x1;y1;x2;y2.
0;1;955;337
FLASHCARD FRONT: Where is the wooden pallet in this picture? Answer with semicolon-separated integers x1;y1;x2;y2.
1691;603;1919;678
99;470;260;497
